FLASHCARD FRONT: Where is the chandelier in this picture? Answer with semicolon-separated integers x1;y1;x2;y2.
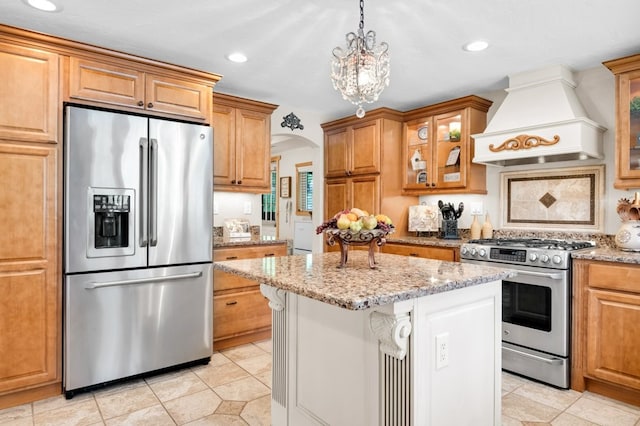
330;0;390;118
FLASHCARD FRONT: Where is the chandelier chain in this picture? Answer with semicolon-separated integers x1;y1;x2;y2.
359;0;364;31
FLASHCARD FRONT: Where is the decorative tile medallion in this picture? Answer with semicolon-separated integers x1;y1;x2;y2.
500;165;605;232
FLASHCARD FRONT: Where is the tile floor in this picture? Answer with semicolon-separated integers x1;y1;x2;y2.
1;339;640;425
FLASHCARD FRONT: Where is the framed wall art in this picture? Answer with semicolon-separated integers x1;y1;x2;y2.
500;165;604;232
280;176;291;198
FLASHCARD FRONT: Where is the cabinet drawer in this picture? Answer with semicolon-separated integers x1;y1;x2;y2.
213;289;271;341
215;269;259;292
214;244;287;261
381;243;457;261
587;263;640;292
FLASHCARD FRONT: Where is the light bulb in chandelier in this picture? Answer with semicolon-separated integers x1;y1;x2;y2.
330;0;390;118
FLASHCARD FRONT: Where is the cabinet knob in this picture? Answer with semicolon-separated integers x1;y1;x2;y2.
237;180;242;185
431;183;436;187
137;100;144;107
231;180;237;184
147;102;154;108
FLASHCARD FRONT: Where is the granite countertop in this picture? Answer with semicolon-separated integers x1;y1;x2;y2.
213;236;289;248
386;235;465;248
214;251;516;310
572;247;640;265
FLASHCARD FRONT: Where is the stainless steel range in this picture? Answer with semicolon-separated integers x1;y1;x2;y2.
460;238;594;388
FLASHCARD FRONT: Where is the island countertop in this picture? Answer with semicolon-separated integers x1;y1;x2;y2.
214;251;516;310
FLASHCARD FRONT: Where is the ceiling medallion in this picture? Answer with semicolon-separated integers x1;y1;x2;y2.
280;113;304;131
489;134;560;152
330;0;390;118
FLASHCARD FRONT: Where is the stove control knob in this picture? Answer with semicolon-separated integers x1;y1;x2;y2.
529;253;539;262
541;254;550;263
470;248;477;256
552;255;562;264
478;248;487;258
461;246;468;256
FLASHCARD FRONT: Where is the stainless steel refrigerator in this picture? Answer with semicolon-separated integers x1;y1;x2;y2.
63;105;213;397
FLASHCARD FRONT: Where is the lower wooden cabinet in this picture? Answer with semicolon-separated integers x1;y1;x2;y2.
572;259;640;406
213;243;287;350
0;142;60;409
381;241;459;262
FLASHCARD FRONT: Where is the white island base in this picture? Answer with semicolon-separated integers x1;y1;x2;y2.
261;280;502;426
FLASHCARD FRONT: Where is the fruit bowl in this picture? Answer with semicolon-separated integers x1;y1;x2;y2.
316;208;395;269
324;228;393;269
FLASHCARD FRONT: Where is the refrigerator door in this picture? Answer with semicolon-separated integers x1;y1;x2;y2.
64;263;213;392
64;106;149;273
148;119;213;266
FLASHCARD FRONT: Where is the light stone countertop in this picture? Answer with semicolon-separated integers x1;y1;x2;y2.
213;236;288;248
214;251;517;310
386;235;465;247
571;247;640;265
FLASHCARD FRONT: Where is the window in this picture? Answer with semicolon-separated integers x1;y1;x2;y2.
296;162;313;216
262;158;279;222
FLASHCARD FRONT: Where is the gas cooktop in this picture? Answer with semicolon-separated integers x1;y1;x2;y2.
467;238;595;251
461;238;596;269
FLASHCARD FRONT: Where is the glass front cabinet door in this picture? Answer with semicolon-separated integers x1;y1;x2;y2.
605;54;640;189
401;96;492;195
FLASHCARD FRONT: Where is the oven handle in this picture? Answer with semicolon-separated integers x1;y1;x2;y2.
503;345;563;365
514;270;563;280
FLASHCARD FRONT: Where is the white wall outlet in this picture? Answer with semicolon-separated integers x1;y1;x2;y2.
470;202;483;216
435;332;450;369
214;201;219;215
243;201;252;214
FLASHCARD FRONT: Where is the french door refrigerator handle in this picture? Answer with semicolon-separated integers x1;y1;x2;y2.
139;138;149;247
84;271;203;289
150;138;158;247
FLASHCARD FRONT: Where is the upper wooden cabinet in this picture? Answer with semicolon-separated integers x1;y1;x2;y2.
0;41;58;143
402;96;492;195
321;109;419;244
212;93;278;193
325;119;380;178
68;57;213;122
604;54;640;189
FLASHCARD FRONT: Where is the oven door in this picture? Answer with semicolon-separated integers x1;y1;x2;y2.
501;264;569;357
462;259;569;357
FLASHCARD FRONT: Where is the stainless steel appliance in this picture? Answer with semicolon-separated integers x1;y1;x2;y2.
63;106;213;397
460;238;594;388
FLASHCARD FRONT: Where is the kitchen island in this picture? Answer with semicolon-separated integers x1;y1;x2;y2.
214;251;516;426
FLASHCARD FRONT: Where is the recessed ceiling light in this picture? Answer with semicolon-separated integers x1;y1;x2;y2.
226;52;248;63
463;40;489;52
23;0;61;12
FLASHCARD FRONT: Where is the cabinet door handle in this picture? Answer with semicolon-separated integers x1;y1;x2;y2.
137;100;144;107
226;301;238;306
225;256;238;260
264;253;275;257
231;179;237;184
147;102;154;108
237;180;242;184
409;253;419;257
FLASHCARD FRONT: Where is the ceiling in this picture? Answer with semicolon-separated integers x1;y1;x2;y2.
2;0;640;122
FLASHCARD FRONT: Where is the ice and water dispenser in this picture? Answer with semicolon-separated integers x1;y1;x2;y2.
93;194;130;248
85;188;135;258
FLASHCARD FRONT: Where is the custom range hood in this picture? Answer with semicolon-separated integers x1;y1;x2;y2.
473;65;606;166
